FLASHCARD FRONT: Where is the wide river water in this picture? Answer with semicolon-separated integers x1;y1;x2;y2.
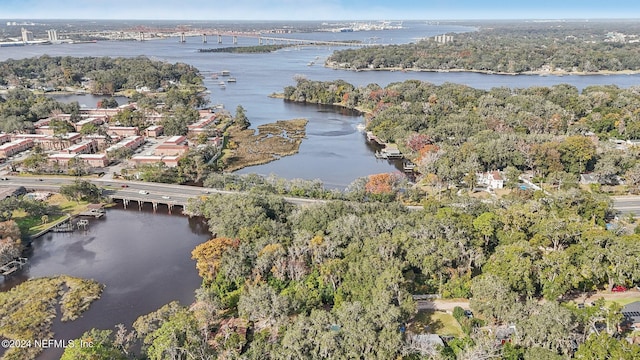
1;21;640;359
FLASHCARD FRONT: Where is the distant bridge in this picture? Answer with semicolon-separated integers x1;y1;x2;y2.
53;28;381;47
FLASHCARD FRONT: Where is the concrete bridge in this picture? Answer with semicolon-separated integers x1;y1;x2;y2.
106;192;187;214
1;176;325;214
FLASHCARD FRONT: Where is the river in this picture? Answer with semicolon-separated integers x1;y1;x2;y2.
2;20;640;359
0;205;210;359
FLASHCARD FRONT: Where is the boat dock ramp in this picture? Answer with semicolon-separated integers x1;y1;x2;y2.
367;131;405;160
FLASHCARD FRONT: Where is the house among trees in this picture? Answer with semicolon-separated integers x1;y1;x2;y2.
407;334;444;356
622;301;640;330
477;171;504;189
580;173;599;185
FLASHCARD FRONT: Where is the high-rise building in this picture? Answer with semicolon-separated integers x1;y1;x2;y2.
47;29;58;41
21;27;34;42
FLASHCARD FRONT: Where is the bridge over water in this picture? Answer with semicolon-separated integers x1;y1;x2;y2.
3;177;325;214
53;28;381;47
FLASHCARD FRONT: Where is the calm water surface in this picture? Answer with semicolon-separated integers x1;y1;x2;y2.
0;206;210;359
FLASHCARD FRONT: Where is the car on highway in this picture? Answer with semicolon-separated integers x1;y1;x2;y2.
162;195;171;199
612;285;628;292
138;190;149;195
121;184;129;188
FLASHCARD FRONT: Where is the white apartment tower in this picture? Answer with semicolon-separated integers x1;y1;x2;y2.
21;27;34;42
47;29;58;41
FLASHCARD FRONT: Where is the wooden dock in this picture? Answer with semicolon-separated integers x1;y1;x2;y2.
403;161;416;172
79;208;105;218
0;257;28;277
366;131;384;145
52;222;74;232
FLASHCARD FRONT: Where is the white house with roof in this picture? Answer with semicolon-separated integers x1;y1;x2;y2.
477;171;504;189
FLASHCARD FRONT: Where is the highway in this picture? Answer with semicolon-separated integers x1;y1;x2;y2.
0;175;326;208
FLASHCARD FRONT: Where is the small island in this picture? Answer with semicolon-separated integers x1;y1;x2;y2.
0;276;104;359
199;44;295;53
221;118;307;171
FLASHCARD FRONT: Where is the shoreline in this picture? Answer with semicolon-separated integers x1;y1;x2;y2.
325;63;640;77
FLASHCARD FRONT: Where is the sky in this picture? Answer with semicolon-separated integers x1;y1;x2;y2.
2;0;640;21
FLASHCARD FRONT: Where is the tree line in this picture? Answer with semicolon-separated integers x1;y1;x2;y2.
0;55;203;94
328;20;640;73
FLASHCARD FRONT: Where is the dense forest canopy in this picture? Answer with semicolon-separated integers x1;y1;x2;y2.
284;78;640;189
59;189;640;359
328;21;640;73
0;55;202;93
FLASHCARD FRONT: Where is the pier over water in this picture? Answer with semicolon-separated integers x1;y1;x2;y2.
0;258;28;277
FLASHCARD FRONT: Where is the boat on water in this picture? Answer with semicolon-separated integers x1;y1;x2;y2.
221;70;230;76
211;73;219;79
307;61;314;66
218;81;226;89
356;123;366;131
227;78;237;83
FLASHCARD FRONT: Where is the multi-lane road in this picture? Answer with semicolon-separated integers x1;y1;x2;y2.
0;175;325;208
611;196;640;216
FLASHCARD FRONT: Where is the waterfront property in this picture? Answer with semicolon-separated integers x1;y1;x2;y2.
0;257;28;277
375;146;403;159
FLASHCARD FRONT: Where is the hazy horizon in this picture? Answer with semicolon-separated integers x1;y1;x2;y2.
2;0;639;21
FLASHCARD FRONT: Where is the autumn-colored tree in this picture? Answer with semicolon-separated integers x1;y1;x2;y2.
364;173;401;202
191;237;239;282
417;144;440;162
405;133;432;152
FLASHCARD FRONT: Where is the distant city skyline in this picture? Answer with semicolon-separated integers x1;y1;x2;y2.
2;0;640;21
